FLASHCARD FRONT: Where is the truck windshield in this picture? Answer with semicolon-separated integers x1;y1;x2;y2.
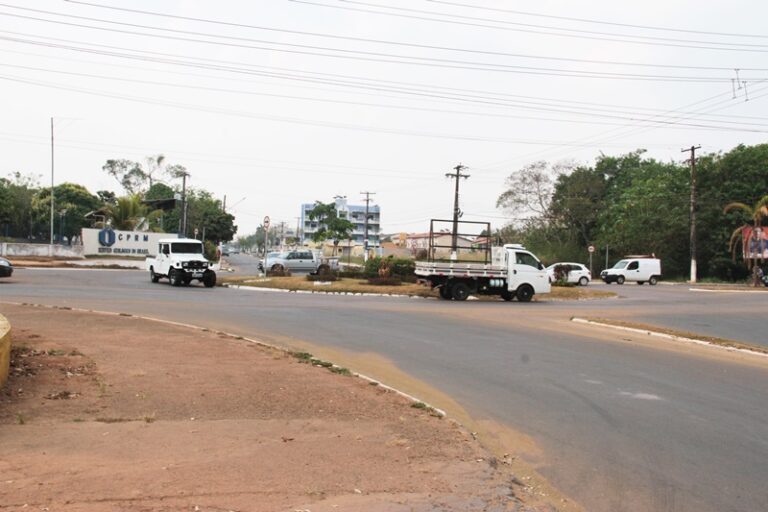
171;242;203;254
612;260;629;269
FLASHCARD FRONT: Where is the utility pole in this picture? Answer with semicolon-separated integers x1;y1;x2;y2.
180;171;189;237
222;194;227;212
294;216;301;246
360;191;376;262
445;164;470;260
50;117;55;247
682;145;701;284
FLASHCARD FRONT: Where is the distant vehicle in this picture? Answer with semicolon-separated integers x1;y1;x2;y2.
146;238;216;287
0;256;13;278
258;251;286;273
601;257;662;285
263;250;337;274
546;262;591;285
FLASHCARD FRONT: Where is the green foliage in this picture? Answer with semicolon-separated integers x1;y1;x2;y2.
307;201;355;246
106;195;148;230
707;257;750;281
364;256;415;279
204;240;218;261
32;182;101;243
0;172;41;239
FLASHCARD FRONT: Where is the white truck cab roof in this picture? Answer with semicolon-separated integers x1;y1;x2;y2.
159;238;202;244
503;243;526;250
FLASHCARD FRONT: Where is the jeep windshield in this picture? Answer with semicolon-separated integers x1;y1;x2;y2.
612;260;629;269
171;242;203;254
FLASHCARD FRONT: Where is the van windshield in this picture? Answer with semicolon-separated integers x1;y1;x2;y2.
171;242;203;254
612;260;629;269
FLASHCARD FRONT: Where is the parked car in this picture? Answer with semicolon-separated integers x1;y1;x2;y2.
0;257;13;278
546;262;591;285
258;251;286;273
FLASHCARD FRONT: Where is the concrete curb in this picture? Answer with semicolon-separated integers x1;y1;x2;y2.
689;287;768;294
571;317;768;359
0;301;446;417
224;283;431;299
0;314;9;389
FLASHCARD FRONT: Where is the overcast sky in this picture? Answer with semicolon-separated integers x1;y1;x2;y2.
2;0;767;237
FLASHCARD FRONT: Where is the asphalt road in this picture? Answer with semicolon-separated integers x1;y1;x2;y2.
1;264;767;512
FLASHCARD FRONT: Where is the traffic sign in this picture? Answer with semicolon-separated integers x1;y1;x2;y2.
588;245;595;253
263;216;270;228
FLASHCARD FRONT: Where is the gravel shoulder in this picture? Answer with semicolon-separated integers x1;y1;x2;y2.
0;304;559;511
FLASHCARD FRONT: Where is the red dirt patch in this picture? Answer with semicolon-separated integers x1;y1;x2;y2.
0;304;556;511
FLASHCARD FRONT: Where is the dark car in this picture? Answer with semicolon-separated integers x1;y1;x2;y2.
0;257;13;278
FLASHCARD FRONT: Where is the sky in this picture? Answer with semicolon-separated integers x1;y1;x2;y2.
2;0;767;238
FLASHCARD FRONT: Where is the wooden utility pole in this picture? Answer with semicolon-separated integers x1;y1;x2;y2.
682;145;701;283
445;164;469;259
50;117;55;246
360;191;375;262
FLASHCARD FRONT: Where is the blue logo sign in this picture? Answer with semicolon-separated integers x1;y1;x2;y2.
98;228;116;247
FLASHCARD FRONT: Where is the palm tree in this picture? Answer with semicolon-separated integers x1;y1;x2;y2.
107;195;148;231
723;194;768;268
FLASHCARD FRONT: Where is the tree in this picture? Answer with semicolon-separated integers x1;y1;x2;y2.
0;172;41;239
32;183;100;243
307;201;355;252
496;160;573;226
185;190;237;243
102;159;146;194
549;167;606;247
106;195;149;231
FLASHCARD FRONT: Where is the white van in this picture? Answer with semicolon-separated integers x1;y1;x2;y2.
600;257;662;285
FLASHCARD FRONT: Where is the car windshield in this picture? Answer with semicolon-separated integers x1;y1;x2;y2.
612;260;629;269
171;242;203;254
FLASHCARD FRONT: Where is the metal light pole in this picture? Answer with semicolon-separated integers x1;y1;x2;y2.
50;117;55;246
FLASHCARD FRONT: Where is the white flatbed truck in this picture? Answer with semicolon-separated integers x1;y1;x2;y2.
415;237;551;302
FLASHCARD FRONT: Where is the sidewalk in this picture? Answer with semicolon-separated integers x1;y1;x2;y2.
0;304;559;511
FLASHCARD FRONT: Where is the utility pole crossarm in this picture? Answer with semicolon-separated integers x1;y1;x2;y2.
682;145;702;284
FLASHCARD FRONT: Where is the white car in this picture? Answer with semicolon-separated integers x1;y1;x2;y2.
546;262;591;286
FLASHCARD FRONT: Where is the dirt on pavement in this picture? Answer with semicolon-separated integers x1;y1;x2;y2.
0;304;559;511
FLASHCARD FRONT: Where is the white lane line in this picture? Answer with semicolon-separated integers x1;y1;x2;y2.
689;288;768;294
571;317;768;359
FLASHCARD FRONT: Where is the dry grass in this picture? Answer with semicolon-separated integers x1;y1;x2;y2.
222;276;615;301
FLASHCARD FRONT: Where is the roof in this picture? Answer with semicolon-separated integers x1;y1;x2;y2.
158;238;202;243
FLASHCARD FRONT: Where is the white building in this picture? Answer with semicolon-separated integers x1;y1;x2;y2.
300;196;381;247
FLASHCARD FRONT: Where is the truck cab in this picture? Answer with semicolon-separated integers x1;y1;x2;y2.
504;244;551;299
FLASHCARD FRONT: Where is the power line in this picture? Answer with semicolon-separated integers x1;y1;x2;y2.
293;0;768;53
427;0;768;40
53;0;768;72
0;9;764;81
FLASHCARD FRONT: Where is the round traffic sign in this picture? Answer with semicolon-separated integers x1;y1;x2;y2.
588;245;595;253
263;215;270;228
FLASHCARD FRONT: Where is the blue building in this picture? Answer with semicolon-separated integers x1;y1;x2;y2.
300;196;381;247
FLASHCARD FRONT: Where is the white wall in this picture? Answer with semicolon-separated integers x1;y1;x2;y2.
81;228;177;257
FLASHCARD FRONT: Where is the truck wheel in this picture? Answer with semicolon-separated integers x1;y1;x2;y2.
150;267;160;283
516;284;534;302
169;268;181;287
616;276;625;285
203;270;217;288
316;263;330;276
649;276;658;285
501;289;515;301
579;277;589;286
451;282;470;301
271;264;284;273
439;285;452;300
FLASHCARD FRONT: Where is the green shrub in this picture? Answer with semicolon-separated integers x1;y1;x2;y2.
707;257;749;281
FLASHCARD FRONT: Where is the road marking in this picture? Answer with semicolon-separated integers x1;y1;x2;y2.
571;317;768;359
618;391;664;401
689;287;768;294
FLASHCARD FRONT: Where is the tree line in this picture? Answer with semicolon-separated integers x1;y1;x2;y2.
495;143;768;279
0;154;236;246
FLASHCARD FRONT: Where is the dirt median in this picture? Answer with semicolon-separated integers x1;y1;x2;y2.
0;304;559;511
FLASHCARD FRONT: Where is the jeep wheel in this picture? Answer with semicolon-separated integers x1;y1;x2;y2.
649;276;658;285
451;282;470;301
150;267;160;283
169;268;182;287
203;270;217;288
616;275;625;285
501;289;515;301
516;284;534;302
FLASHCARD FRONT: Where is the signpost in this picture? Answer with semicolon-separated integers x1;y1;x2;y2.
588;244;595;276
263;216;270;254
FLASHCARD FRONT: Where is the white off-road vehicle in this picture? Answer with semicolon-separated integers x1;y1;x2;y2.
146;238;216;287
